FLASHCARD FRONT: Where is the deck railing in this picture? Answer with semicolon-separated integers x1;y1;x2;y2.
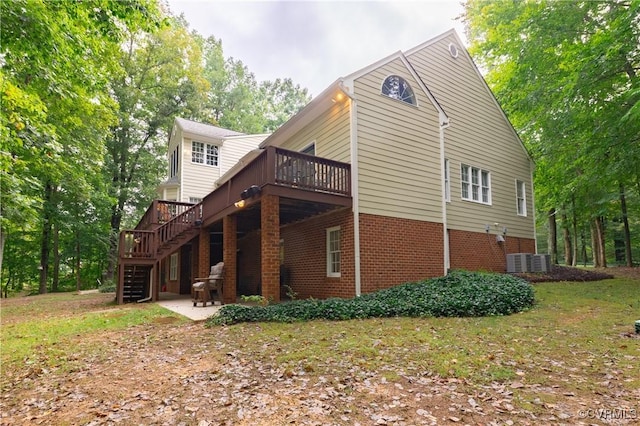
156;203;202;250
119;230;155;259
273;148;350;195
136;200;196;230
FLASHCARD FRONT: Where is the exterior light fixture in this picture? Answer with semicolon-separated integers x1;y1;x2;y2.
496;227;507;243
240;185;261;200
332;92;345;103
234;185;261;209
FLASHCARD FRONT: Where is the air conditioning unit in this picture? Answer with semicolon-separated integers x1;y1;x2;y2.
507;253;532;273
531;254;551;273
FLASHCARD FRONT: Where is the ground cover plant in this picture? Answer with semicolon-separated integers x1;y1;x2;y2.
1;271;638;425
209;270;536;326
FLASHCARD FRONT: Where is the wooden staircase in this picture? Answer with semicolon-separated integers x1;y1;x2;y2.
121;264;151;302
118;201;203;303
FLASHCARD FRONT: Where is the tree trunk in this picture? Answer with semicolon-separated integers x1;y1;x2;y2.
76;232;82;292
105;203;123;280
619;183;633;267
548;208;558;264
0;227;5;282
52;221;60;292
570;197;578;266
39;182;54;294
561;211;573;266
594;216;607;268
580;230;589;266
591;221;600;267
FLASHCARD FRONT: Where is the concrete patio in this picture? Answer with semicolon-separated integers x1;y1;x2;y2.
157;293;223;321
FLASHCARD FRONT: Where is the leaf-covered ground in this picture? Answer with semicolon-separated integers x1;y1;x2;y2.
1;269;639;425
514;265;618;283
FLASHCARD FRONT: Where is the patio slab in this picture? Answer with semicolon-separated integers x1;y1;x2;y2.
157;294;222;321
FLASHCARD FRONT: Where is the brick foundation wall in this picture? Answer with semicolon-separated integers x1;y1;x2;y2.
448;229;536;272
236;210;537;300
359;214;445;294
280;209;355;299
237;210;446;300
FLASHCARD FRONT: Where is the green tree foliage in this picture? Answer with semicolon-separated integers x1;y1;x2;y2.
258;78;311;132
463;0;639;266
1;0;165;293
199;36;263;133
198;36;310;133
2;1;312;293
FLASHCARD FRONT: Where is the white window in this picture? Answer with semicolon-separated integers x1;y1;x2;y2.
192;141;219;166
169;146;179;178
189;197;202;204
206;144;219;166
444;159;450;202
461;164;491;204
326;226;341;277
516;180;527;216
169;253;178;281
381;75;416;105
301;142;315;155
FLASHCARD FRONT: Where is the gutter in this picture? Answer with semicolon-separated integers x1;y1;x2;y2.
338;81;362;297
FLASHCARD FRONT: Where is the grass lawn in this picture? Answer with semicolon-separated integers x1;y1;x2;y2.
1;277;638;425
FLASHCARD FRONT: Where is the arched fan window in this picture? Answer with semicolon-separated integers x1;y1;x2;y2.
381;75;416;105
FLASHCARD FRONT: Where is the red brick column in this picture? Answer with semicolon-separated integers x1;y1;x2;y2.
261;194;280;302
223;215;237;304
197;227;210;278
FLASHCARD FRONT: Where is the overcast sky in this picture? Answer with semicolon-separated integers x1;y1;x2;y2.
166;0;467;97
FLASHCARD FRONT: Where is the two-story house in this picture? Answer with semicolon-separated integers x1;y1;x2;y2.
117;30;536;304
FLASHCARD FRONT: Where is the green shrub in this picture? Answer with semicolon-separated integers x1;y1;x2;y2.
98;279;116;293
207;270;535;326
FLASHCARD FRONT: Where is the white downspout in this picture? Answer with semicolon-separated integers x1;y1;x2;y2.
439;114;451;275
137;265;154;303
339;81;361;297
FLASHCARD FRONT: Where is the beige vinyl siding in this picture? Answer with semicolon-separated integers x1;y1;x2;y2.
278;102;350;162
219;135;265;172
354;58;443;222
163;187;179;201
181;136;221;202
407;35;534;239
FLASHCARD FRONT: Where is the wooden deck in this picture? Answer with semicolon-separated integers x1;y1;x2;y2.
118;146;351;263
